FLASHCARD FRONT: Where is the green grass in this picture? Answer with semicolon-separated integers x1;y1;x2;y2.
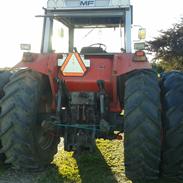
37;139;129;183
36;139;179;183
0;139;180;183
0;165;6;176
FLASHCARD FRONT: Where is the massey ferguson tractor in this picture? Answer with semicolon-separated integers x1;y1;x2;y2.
0;0;183;181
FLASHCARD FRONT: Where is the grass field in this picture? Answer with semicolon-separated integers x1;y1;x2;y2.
0;139;180;183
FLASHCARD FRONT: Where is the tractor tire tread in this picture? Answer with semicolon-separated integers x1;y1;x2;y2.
124;69;161;181
161;71;183;180
0;69;59;170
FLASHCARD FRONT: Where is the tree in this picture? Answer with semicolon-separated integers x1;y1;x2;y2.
147;18;183;71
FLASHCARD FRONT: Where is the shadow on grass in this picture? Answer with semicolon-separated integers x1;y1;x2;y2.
1;138;179;183
37;145;118;183
0;162;11;176
37;164;65;183
132;178;180;183
74;146;118;183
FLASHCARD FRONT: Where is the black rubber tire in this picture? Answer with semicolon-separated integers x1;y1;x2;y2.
0;70;12;163
0;69;60;170
0;71;12;98
161;71;183;180
123;69;161;181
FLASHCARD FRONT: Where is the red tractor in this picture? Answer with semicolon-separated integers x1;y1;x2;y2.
0;0;182;181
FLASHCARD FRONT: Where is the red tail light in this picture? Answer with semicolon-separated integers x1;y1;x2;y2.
133;51;147;62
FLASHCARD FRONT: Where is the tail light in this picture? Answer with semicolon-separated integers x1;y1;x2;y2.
133;50;147;62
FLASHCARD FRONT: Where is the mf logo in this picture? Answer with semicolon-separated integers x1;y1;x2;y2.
80;0;95;7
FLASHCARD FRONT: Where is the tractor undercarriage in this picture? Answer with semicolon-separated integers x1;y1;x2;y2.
41;79;124;153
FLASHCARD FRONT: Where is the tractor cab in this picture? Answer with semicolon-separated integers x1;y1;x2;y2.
41;0;132;54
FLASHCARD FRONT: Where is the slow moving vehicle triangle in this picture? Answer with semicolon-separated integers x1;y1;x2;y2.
61;53;86;76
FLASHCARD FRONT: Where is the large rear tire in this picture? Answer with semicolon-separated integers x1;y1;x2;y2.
123;69;161;181
0;70;12;98
0;69;60;170
0;70;12;163
161;71;183;180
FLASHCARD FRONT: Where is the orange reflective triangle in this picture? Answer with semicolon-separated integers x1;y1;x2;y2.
61;53;87;76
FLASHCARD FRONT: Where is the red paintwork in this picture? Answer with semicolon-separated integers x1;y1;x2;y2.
16;52;151;112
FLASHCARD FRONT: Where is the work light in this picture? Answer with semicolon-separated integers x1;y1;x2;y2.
138;28;146;40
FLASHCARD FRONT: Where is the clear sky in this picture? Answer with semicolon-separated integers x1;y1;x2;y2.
0;0;182;67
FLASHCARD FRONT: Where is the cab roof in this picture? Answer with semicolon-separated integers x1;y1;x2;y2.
44;0;131;28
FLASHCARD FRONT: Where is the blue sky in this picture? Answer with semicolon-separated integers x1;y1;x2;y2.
0;0;182;67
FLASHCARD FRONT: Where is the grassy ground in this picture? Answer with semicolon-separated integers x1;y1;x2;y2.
0;139;180;183
38;139;129;183
36;139;179;183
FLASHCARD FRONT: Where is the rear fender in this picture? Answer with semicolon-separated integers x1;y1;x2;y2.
15;53;58;110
